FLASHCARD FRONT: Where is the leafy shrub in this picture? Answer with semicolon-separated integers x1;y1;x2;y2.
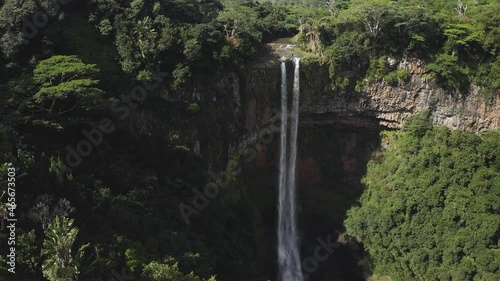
427;53;469;92
384;69;411;85
324;31;370;91
187;103;200;114
366;56;389;83
474;58;500;102
346;123;500;281
142;261;216;281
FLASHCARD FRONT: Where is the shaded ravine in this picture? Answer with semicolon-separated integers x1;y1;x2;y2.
278;58;303;281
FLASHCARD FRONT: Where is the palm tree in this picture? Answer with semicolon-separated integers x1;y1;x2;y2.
133;16;157;59
300;17;330;55
41;216;80;281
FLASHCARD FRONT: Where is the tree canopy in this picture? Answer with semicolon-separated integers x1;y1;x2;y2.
346;115;500;280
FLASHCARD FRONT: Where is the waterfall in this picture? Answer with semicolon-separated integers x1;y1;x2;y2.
278;57;303;281
278;58;289;280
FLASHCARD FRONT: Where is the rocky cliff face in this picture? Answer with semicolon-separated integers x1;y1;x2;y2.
152;57;498;168
363;77;499;132
300;73;500;132
238;58;499;133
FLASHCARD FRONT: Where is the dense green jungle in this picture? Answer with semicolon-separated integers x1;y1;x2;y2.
0;0;499;281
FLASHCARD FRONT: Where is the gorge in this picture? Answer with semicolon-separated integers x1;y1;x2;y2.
2;1;499;280
155;55;499;281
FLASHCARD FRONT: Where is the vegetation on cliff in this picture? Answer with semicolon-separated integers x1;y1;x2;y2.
283;0;499;98
346;114;500;280
0;1;279;280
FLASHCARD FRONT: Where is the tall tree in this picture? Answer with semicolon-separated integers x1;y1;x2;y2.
338;0;395;38
31;55;103;125
216;3;261;41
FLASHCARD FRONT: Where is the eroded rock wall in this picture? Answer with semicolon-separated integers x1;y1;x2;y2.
153;57;498;162
243;58;500;133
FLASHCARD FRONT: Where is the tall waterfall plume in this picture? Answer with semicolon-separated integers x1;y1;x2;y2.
277;57;303;281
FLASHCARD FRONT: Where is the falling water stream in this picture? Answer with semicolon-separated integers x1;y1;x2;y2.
278;57;303;281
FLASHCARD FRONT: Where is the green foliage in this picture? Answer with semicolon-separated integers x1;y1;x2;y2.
356;55;400;91
346;124;500;280
324;31;370;91
0;0;40;58
32;55;104;116
142;261;216;281
470;3;500;56
427;53;469;92
187;103;201;114
443;23;483;54
366;56;389;83
172;64;192;90
125;246;147;274
217;3;261;40
17;230;42;280
393;5;435;57
337;0;395;38
402;110;432;137
296;16;332;54
88;0;219;74
303;0;500;97
41;216;90;281
474;58;500;102
384;69;411;85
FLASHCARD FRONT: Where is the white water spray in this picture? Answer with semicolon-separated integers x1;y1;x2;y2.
277;57;303;281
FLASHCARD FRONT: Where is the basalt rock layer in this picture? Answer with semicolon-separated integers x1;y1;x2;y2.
148;57;499;169
237;58;500;133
